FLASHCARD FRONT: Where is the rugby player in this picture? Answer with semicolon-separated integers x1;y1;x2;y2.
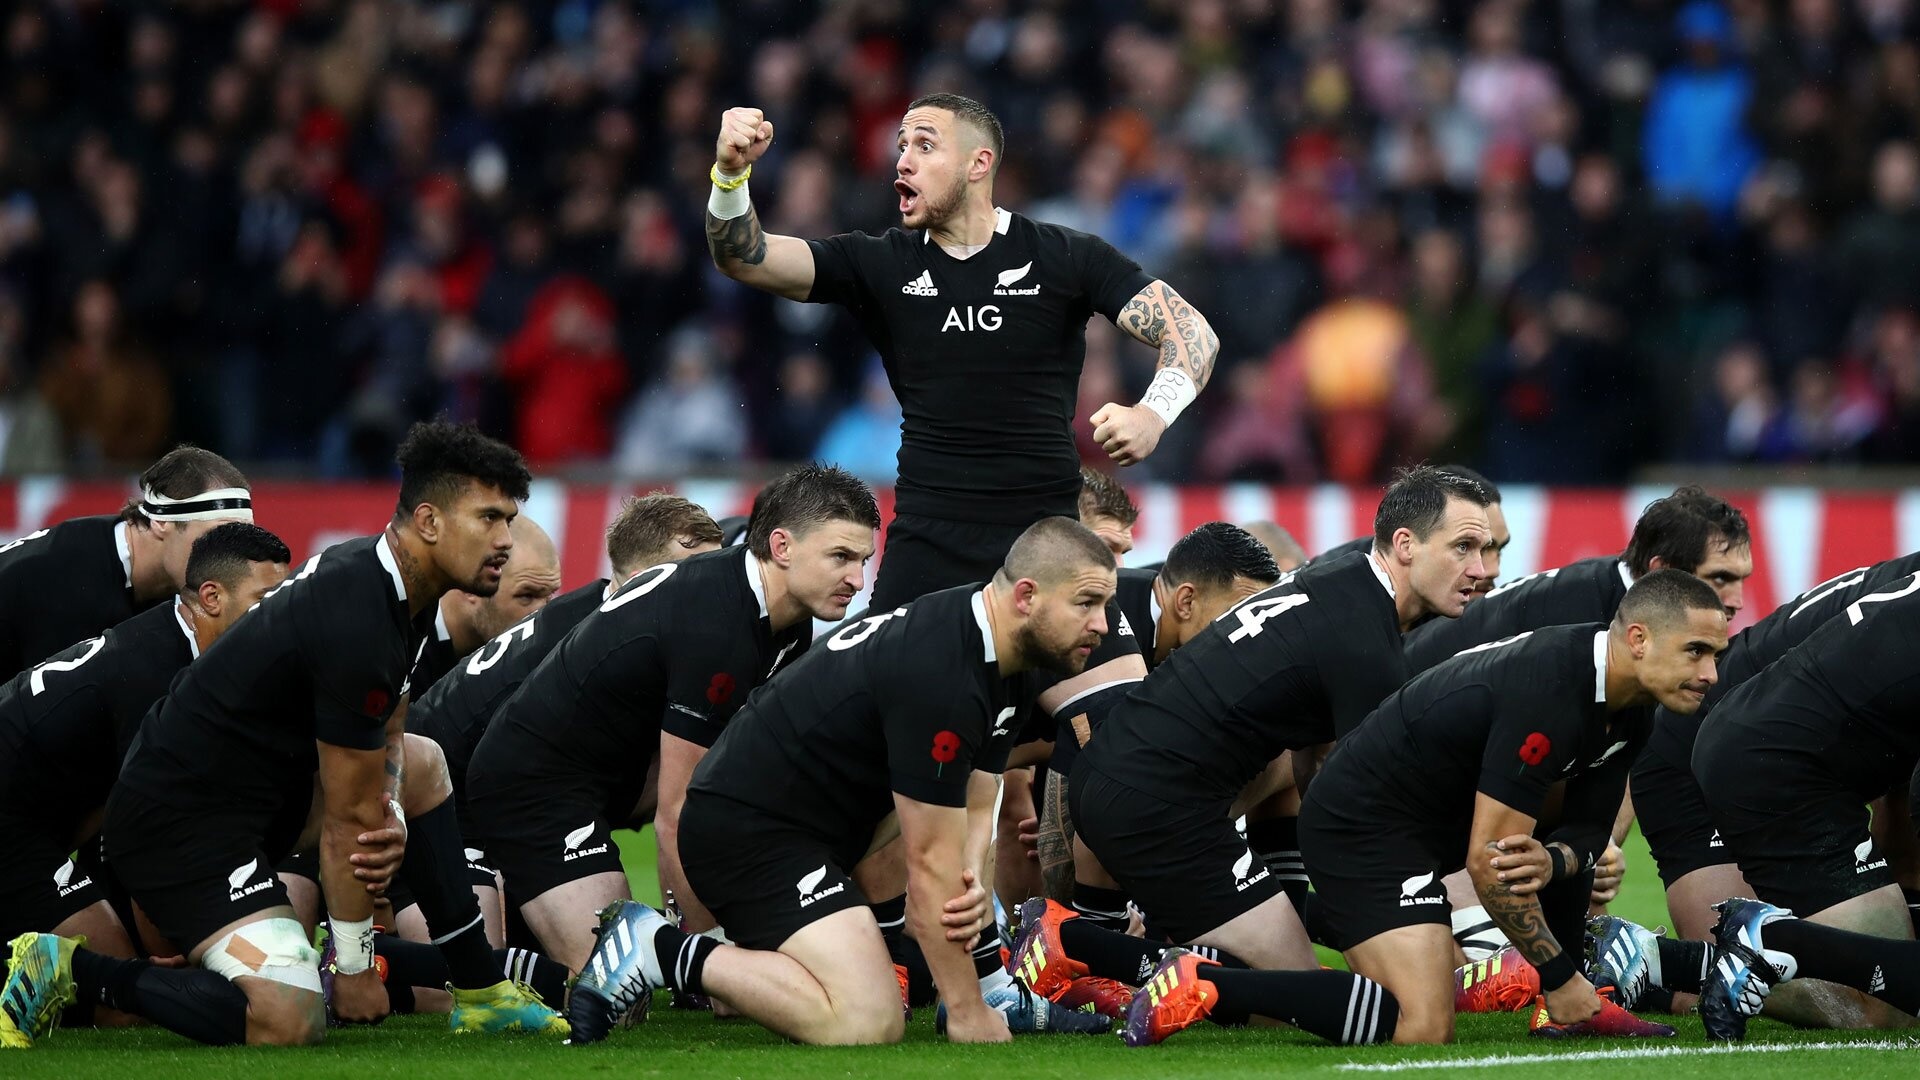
1312;466;1505;586
0;446;253;679
1011;467;1492;1046
2;421;558;1047
1297;570;1728;1044
408;517;562;696
702;94;1218;611
565;518;1118;1046
463;465;878;972
1077;468;1138;564
0;524;288;1032
1685;568;1920;1038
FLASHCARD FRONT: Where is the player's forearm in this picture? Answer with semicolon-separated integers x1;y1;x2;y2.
654;804;717;932
964;771;1000;876
1034;773;1075;901
1471;853;1563;967
905;851;985;1013
380;702;407;806
321;810;383;921
705;204;769;277
1117;281;1219;423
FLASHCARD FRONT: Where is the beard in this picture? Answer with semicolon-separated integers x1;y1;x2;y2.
913;172;969;229
1015;620;1094;676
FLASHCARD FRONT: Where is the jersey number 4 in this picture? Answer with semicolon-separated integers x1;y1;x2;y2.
1224;593;1310;643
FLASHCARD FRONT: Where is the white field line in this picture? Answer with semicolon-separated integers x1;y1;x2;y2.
1336;1039;1920;1071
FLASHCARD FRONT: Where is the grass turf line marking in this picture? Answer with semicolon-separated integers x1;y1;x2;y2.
1337;1039;1920;1071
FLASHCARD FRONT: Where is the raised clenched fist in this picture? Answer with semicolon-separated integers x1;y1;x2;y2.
715;107;775;174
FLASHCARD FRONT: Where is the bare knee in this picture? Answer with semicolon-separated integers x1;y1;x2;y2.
400;733;454;811
816;1004;905;1046
1391;1010;1454;1045
245;993;326;1046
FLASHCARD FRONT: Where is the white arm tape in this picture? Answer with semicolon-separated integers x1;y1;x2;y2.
330;914;376;975
708;171;751;220
1139;368;1198;428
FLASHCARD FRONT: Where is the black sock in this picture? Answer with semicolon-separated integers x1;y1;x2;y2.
400;798;498;989
872;894;906;949
1206;966;1398;1044
888;930;935;1006
1248;817;1308;915
71;950;248;1046
650;924;719;995
1070;884;1131;931
374;934;452;1004
1638;985;1677;1013
971;923;1005;980
1298;891;1333;947
1655;937;1708;993
1763;917;1920;1012
1058;919;1246;984
498;947;569;1007
1179;944;1249;969
1905;888;1920;938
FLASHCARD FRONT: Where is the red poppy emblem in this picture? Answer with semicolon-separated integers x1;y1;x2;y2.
706;673;736;705
931;730;960;773
364;689;391;717
1517;732;1552;766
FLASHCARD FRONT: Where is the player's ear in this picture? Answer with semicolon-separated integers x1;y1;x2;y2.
1645;556;1668;572
410;501;441;544
1392;527;1416;565
1174;582;1198;621
1014;577;1040;615
971;146;994;183
197;580;222;618
1626;622;1651;658
768;526;794;567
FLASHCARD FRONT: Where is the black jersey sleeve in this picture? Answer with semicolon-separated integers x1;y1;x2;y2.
660;640;734;749
1546;728;1646;870
882;653;1002;807
805;231;881;308
303;601;405;751
1071;231;1154;321
1473;689;1581;818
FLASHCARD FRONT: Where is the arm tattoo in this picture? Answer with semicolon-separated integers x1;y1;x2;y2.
705;207;769;268
1116;283;1219;391
1035;770;1077;902
1478;841;1563;966
382;735;404;805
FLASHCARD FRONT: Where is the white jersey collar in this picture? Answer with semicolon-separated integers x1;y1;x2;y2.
174;601;202;660
434;602;452;642
745;548;771;619
923;206;1013;244
1367;550;1398;599
972;589;998;664
1592;629;1609;704
376;533;409;603
114;520;134;588
1616;560;1634;592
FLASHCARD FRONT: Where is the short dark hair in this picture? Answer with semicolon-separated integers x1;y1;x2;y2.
1372;465;1491;550
1616;567;1727;630
906;92;1005;172
606;493;723;577
1161;522;1283;593
1078;468;1139;528
1240;521;1309;570
394;420;532;519
121;445;249;524
745;463;881;559
184;522;291;597
1438;464;1502;504
1623;486;1750;577
997;516;1114;587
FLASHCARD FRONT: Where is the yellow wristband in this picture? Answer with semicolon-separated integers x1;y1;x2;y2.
711;163;751;191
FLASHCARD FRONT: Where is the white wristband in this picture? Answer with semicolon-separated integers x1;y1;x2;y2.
330;915;376;975
1139;368;1197;428
708;170;751;220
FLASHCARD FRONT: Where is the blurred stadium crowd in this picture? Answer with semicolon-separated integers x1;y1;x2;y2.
5;0;1920;483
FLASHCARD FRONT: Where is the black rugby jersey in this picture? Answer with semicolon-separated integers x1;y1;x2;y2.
408;580;608;792
1701;572;1920;800
1311;624;1652;869
1648;553;1920;761
0;516;154;680
1404;556;1634;675
1082;552;1406;807
116;534;429;814
0;600;198;835
807;208;1153;523
466;547;810;796
689;584;1019;868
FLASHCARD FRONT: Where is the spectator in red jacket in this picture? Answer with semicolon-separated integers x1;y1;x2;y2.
499;276;628;465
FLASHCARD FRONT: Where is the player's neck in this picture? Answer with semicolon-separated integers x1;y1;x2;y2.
928;199;998;258
178;599;218;654
385;525;450;618
1371;551;1425;632
125;524;172;603
979;583;1024;674
757;555;806;632
1601;632;1653;710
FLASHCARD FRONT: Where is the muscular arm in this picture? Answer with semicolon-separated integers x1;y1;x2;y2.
1114;280;1221;397
381;699;407;806
704;203;817;301
897;791;991;1023
317;717;400;924
655;731;716;931
1467;792;1563;967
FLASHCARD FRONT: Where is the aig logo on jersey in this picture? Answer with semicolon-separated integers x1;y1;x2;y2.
796;865;846;909
941;305;1002;332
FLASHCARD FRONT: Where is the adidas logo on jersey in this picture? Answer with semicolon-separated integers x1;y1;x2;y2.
993;261;1040;295
901;270;939;296
562;823;610;862
1399;870;1446;907
796;865;846;909
1854;839;1889;875
227;858;273;902
52;859;93;899
1231;849;1271;893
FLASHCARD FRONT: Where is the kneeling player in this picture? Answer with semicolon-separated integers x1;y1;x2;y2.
566;518;1118;1046
1687;567;1920;1037
1298;570;1727;1043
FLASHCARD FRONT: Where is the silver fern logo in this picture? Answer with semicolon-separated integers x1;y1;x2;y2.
993;261;1039;295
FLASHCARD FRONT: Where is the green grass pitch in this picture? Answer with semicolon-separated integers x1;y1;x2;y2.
8;825;1916;1077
